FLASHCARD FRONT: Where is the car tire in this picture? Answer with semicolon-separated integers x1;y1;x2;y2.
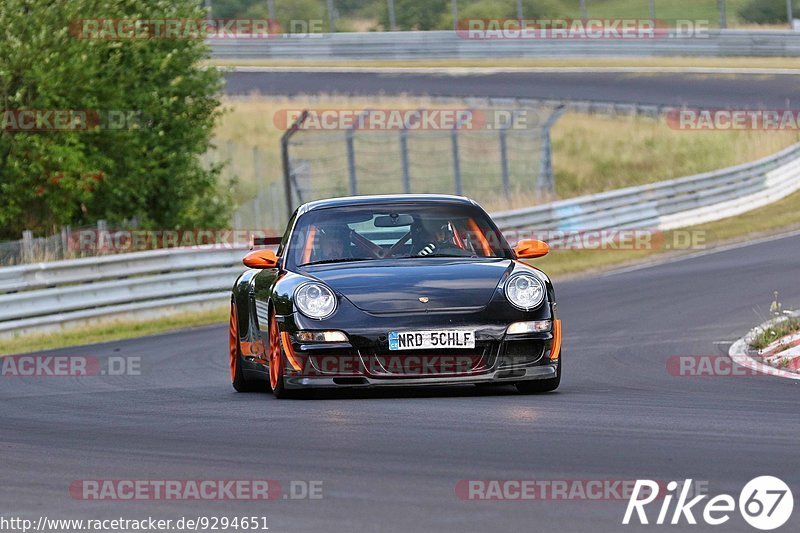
515;358;561;394
268;309;297;399
230;302;259;392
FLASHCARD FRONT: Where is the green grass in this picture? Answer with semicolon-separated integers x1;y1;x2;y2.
0;307;228;356
749;317;800;351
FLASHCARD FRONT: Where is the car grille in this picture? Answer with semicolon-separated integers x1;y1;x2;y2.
498;340;545;368
359;344;497;378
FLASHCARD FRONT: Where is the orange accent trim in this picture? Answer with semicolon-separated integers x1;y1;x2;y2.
467;219;492;256
240;340;267;362
452;224;465;249
550;319;562;360
243;249;278;269
280;331;303;371
302;226;317;264
514;239;550;260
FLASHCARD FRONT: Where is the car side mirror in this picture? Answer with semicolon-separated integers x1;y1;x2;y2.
514;239;549;259
243;249;278;269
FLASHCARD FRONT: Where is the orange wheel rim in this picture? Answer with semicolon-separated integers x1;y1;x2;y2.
228;303;238;382
269;314;281;390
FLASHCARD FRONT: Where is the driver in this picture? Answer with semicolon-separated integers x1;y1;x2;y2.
318;225;352;262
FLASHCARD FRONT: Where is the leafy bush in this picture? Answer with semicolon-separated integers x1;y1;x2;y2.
0;0;229;240
738;0;789;24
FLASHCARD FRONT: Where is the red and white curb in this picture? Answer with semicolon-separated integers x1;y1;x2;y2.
729;312;800;380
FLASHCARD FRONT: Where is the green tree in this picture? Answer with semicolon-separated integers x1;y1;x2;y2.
739;0;790;24
0;0;229;240
379;0;448;30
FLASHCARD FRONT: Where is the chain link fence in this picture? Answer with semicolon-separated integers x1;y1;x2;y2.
282;104;566;216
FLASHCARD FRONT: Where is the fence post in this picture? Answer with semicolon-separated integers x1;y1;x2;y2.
580;0;587;18
499;111;520;198
788;0;795;30
649;0;655;20
344;110;373;196
538;106;567;196
281;110;309;220
327;0;336;32
21;230;33;263
270;182;281;230
451;0;459;30
399;128;411;193
346;129;358;195
387;0;397;31
61;226;71;259
718;0;727;29
253;146;264;229
451;127;463;196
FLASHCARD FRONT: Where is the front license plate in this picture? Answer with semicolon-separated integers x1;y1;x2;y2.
388;330;475;351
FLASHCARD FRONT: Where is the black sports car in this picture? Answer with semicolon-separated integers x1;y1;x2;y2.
229;194;561;398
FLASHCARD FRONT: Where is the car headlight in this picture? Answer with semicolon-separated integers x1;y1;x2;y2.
294;282;337;319
505;273;545;310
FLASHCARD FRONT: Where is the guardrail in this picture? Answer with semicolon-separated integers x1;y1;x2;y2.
0;248;246;337
209;30;800;60
3;141;799;338
492;141;800;233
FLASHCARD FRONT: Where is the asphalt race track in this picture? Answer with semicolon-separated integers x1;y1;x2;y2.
2;231;799;532
223;70;800;108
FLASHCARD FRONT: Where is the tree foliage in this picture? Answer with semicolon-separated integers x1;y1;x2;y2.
0;0;229;239
738;0;790;24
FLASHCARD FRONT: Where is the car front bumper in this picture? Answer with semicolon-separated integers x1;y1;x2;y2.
284;361;559;389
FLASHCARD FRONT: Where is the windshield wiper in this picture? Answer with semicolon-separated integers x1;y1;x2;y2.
300;257;373;267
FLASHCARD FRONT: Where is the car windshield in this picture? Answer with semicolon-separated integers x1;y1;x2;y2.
287;203;513;268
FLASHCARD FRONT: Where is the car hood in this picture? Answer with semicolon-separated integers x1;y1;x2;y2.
303;258;513;314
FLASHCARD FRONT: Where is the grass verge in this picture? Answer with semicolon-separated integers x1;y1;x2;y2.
749;317;800;351
0;307;228;356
